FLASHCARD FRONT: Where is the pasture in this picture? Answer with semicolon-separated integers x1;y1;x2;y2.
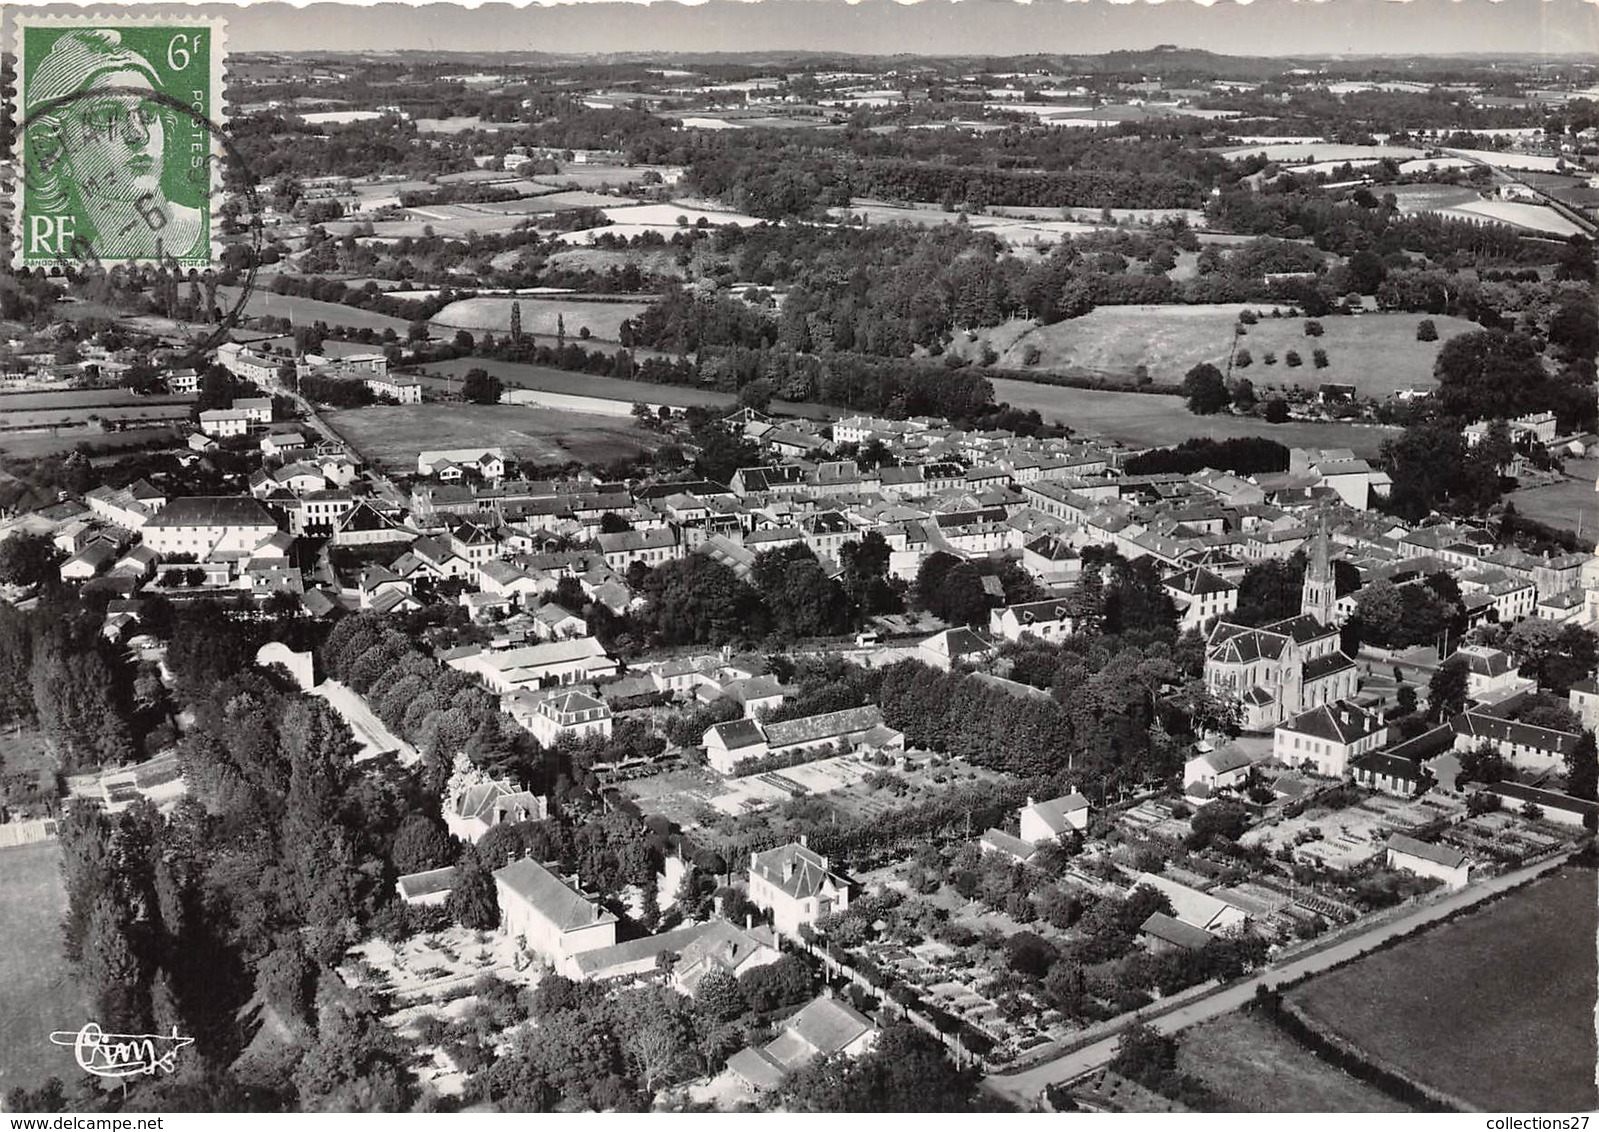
325;403;654;472
1177;1012;1412;1112
531;165;682;190
414;357;735;410
966;307;1475;398
1221;143;1425;163
0;841;87;1096
0;427;181;460
985;378;1398;457
1505;458;1599;535
427;297;651;341
216;286;412;334
1286;866;1599;1111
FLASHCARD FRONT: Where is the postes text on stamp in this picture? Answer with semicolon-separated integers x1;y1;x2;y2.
14;15;227;270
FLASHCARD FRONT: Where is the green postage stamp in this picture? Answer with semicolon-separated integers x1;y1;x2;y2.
13;14;228;270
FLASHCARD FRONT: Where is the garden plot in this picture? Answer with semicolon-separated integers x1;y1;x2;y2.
340;926;521;1005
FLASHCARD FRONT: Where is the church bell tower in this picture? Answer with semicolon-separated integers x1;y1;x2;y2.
1302;514;1336;626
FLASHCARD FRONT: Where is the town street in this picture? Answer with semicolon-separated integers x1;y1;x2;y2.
983;852;1573;1107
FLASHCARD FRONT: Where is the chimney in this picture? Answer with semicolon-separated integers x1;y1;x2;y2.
823;984;835;1000
746;913;754;932
1026;795;1036;810
714;894;725;918
798;834;808;848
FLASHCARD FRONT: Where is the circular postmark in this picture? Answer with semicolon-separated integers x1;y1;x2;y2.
15;83;263;362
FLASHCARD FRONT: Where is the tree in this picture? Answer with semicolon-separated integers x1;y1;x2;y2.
1230;377;1256;412
1505;621;1599;693
1233;555;1305;626
1181;363;1229;416
449;847;500;930
461;368;503;406
1416;318;1438;342
1186;800;1250;848
1303;320;1324;337
81;893;147;1033
1312;348;1329;369
694;967;746;1021
1565;730;1598;802
1429;656;1470;722
509;301;523;341
738;954;813;1013
1263;396;1289;423
390;814;456;875
778;1023;980;1112
0;533;64;587
1433;330;1548;425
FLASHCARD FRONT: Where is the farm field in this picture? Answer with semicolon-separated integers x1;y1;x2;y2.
1220;143;1425;163
967;307;1476;398
1442;147;1569;173
414;357;734;409
428;297;651;340
1286;866;1599;1111
1177;1012;1412;1112
986;378;1398;457
0;427;181;460
531;164;683;190
1504;458;1599;535
1389;183;1484;214
217;285;412;334
832;199;1096;247
0;841;87;1096
1441;200;1585;238
325;403;655;472
0;390;193;411
598;202;767;228
412;357;835;421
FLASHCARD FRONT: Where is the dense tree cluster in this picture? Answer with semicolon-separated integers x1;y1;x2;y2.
1122;437;1289;477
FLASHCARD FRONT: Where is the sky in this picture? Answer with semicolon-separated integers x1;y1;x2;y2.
11;0;1599;58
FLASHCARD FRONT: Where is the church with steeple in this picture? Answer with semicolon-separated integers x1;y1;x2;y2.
1202;513;1358;732
1301;515;1338;626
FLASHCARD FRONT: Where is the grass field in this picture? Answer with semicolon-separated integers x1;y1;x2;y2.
428;297;651;340
326;403;655;472
1506;458;1599;535
985;378;1398;457
217;286;412;334
0;841;86;1095
1286;867;1599;1111
1177;1012;1413;1112
964;307;1476;397
415;357;736;409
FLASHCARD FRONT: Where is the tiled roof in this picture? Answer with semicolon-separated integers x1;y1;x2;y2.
1140;911;1216;950
1387;834;1466;869
1279;701;1382;745
782;995;874;1057
493;858;617;933
143;496;276;529
763;705;884;748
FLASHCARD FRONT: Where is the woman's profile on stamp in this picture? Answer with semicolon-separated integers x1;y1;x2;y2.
22;28;209;265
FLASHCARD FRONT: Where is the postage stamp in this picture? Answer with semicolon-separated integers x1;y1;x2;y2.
12;14;228;270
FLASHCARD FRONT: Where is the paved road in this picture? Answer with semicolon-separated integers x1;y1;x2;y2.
984;852;1571;1107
